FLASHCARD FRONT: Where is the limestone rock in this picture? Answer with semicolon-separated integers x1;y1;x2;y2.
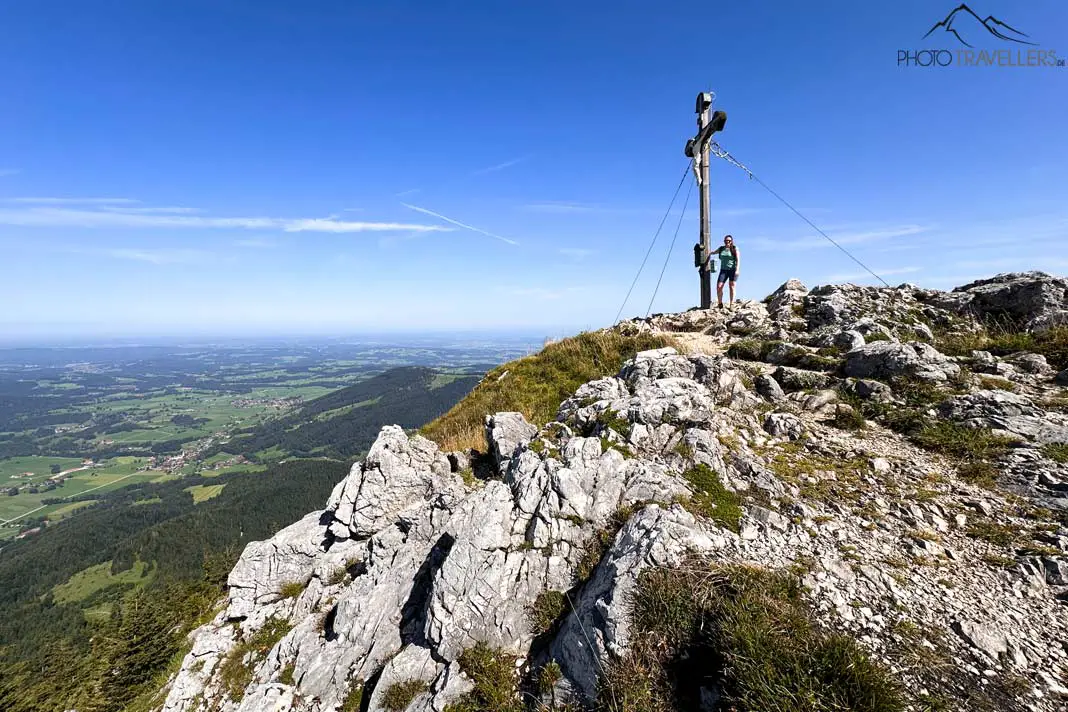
954;271;1068;332
843;341;960;383
834;329;865;352
755;373;786;402
940;390;1068;445
486;412;538;473
763;412;803;440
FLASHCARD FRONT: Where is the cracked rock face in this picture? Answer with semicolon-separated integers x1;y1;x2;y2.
843;341;961;383
157;267;1068;712
955;271;1068;332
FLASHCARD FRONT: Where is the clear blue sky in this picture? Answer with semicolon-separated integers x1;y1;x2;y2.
1;0;1066;338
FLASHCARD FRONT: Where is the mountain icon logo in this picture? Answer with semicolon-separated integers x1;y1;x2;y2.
923;4;1038;48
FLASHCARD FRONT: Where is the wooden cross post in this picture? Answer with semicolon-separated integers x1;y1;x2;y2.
684;92;727;310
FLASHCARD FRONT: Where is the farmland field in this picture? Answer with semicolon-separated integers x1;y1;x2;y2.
0;336;537;540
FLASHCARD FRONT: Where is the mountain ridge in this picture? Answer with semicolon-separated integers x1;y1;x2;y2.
152;271;1068;712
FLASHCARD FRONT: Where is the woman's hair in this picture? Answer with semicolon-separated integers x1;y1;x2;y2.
724;234;737;258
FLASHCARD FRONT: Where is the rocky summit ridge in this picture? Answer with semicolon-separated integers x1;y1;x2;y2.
155;272;1068;712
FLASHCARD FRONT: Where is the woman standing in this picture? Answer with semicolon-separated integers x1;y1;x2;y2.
712;234;740;308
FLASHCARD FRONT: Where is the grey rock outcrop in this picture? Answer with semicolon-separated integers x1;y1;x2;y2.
940;391;1068;445
763;412;804;440
954;271;1068;332
843;341;960;383
160;270;1068;712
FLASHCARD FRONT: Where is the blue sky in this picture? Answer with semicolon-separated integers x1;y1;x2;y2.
1;0;1066;339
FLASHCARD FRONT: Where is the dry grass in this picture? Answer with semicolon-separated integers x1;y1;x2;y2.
597;563;904;712
381;679;428;712
938;324;1068;370
218;617;293;701
421;330;673;452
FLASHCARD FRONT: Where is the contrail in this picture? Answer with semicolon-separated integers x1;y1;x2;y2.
401;203;519;246
470;154;532;176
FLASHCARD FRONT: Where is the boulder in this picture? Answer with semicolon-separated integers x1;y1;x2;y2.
843;341;960;383
1008;352;1053;375
954;271;1068;332
326;426;462;539
765;279;808;322
848;378;894;402
939;391;1068;445
834;330;865;352
486;412;538;473
1056;369;1068;386
772;366;832;393
226;511;328;620
755;373;786;402
763;412;803;440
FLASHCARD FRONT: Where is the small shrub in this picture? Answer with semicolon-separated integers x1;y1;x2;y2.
597;409;632;437
339;680;364;712
279;580;305;599
537;660;563;695
831;405;867;431
529;590;568;636
572;504;640;584
967;520;1018;548
279;663;296;686
978;375;1015;392
382;679;429;712
726;339;764;361
672;439;694;459
219;617;294;701
957;461;999;489
598;563;904;712
443;643;523;712
982;553;1017;569
1042;443;1068;464
680;465;742;532
912;422;1014;462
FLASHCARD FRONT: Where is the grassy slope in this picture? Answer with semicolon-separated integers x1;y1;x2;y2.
421;330;673;452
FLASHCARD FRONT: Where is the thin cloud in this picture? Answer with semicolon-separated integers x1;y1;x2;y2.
522;201;605;214
748;225;929;251
99;205;200;215
394;188;421;198
471;154;532;177
8;196;138;205
0;205;452;233
559;247;595;259
508;286;587;300
104;248;210;264
823;266;922;282
234;238;277;248
401;203;519;245
0;168;18;177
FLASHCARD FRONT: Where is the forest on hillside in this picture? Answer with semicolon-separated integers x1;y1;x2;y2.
209;366;481;459
0;459;349;712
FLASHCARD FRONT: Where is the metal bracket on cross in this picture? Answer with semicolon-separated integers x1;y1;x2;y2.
708;140;754;179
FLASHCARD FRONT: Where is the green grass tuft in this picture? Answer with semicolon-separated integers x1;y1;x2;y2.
381;679;428;712
219;617;293;701
1042;443;1068;464
597;563;904;712
680;465;742;532
529;590;568;636
967;519;1018;548
421;331;673;452
913;422;1014;461
339;680;364;712
279;662;296;686
279;580;305;599
443;643;523;712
